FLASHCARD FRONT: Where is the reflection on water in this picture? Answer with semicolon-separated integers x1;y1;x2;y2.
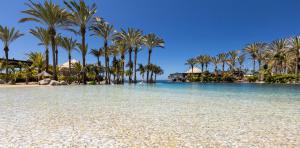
0;83;299;147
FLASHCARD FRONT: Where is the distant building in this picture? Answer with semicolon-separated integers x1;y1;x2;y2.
168;67;202;82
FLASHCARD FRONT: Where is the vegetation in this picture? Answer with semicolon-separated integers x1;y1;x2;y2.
185;37;299;83
0;0;164;85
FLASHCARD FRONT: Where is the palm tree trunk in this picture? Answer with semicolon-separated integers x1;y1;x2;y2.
134;47;138;83
113;56;117;82
69;51;72;84
4;47;9;83
150;71;154;83
49;28;57;81
45;47;49;72
296;52;299;82
81;27;87;85
97;56;100;83
201;64;204;72
128;48;133;84
55;47;58;69
146;48;152;83
258;60;262;71
205;63;208;71
191;65;194;74
253;59;256;74
104;41;109;84
222;62;225;74
121;54;125;84
154;74;157;83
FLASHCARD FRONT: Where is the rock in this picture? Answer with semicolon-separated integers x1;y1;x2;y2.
39;78;51;85
49;80;60;86
0;79;5;84
60;81;68;85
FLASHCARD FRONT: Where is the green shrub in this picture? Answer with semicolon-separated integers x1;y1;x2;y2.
247;76;258;83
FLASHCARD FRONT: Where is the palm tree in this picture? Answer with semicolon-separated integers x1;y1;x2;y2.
144;33;165;83
238;54;246;71
244;43;261;73
185;58;197;73
133;31;143;83
64;0;97;84
29;27;50;72
290;36;300;76
109;45;119;82
256;43;267;70
60;37;77;77
203;55;211;71
90;17;115;84
269;39;289;74
115;28;141;84
26;52;45;73
138;64;145;82
90;48;104;83
0;25;24;82
217;53;228;74
227;50;239;71
77;43;88;83
72;62;82;84
54;34;62;67
113;39;127;84
20;0;71;80
153;65;163;83
90;48;104;69
196;55;205;72
211;57;220;74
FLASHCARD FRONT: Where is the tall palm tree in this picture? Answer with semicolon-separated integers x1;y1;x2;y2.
203;55;211;71
20;0;71;80
269;39;289;74
133;30;143;83
29;27;50;72
244;43;261;73
196;55;205;72
64;0;97;84
0;25;24;82
26;52;45;73
256;43;267;70
185;58;197;74
227;50;239;72
211;56;220;74
109;45;119;82
77;43;88;83
60;37;77;76
113;39;127;84
290;36;300;76
54;34;62;67
115;28;141;84
90;17;115;84
144;33;165;83
217;53;228;74
238;54;246;71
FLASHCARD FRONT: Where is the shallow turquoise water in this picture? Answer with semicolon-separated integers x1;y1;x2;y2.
0;83;299;147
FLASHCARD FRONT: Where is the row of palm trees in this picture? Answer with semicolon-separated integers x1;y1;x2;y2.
0;0;165;84
186;50;245;75
186;37;299;76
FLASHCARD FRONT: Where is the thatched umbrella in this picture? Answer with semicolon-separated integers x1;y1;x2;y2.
37;71;52;77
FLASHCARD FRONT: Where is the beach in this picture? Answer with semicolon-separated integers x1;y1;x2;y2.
0;83;299;147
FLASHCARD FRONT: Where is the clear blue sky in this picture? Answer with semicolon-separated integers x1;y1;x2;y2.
0;0;300;79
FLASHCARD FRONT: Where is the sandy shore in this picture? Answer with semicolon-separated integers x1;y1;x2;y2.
0;84;42;88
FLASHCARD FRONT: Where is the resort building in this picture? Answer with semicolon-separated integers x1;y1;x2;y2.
0;58;32;74
168;67;202;82
59;59;79;76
